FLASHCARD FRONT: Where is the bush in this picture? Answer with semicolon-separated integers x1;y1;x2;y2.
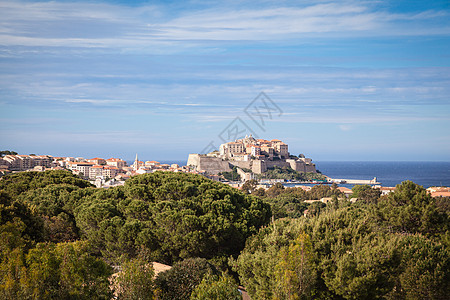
190;273;242;300
115;258;155;300
155;258;218;300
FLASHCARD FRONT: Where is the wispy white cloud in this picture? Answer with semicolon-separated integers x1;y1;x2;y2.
339;124;352;131
0;0;448;49
1;1;449;160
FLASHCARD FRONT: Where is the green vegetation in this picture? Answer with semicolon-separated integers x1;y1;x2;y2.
190;273;242;300
0;170;270;298
257;166;326;181
232;181;450;299
219;166;241;181
1;170;448;299
352;184;381;203
74;171;271;265
154;258;218;300
114;257;155;300
0;150;17;157
254;183;343;219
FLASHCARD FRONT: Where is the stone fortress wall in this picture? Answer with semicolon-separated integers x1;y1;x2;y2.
187;154;316;175
187;154;231;174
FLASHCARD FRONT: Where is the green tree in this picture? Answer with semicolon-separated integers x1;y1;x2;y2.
232;219;305;299
0;190;44;244
56;241;113;299
190;273;242;300
155;258;218;300
219;167;241;181
274;234;316;300
23;241;112;299
352;184;381;203
115;258;155;300
75;172;271;265
0;221;29;299
241;179;258;194
378;181;449;237
387;235;450;299
265;182;285;198
0;150;17;157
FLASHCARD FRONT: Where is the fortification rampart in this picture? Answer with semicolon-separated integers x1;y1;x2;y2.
187;154;231;174
187;154;317;175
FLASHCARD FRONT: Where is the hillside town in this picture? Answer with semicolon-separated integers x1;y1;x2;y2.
1;150;449;198
0;153;195;188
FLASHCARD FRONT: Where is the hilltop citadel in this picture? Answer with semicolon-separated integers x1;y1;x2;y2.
187;135;317;175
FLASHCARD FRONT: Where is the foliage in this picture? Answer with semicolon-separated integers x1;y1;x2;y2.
274;234;316;300
115;257;155;300
155;257;218;300
233;181;450;299
266;188;309;219
352;184;381;203
0;150;17;157
377;181;449;239
0;190;44;245
190;273;242;300
0;171;96;243
257;166;326;181
241;179;258;194
0;170;93;195
0;240;113;300
219;166;241;181
1;170;448;299
261;184;344;219
75;172;271;265
231;219;303;299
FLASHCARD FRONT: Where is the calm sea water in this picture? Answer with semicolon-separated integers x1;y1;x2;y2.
314;161;450;188
143;160;450;188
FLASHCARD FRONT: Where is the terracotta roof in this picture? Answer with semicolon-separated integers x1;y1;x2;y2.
427;187;450;192
380;187;396;190
67;161;95;165
431;191;450;197
106;158;124;162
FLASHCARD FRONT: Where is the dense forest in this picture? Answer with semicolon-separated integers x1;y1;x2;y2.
1;170;449;299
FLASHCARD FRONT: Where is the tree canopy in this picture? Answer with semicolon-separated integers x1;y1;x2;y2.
1;170;448;299
233;181;450;299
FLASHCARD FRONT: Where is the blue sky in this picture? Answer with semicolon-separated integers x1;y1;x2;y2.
0;0;449;162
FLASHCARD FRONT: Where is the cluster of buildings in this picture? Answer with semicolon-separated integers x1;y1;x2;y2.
219;135;290;161
0;153;200;187
427;186;450;198
2;152;449;197
188;136;317;175
0;154;53;172
129;155;192;175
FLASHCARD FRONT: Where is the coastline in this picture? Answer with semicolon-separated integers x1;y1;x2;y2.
151;160;450;188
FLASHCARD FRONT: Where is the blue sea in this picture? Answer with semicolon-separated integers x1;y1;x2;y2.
314;161;450;188
147;160;450;188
